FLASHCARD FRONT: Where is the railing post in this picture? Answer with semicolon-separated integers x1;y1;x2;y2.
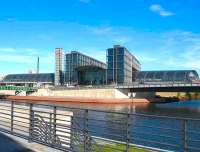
83;109;89;152
53;106;57;146
49;113;53;144
10;101;14;134
126;113;130;152
29;103;33;143
183;119;188;152
70;115;74;150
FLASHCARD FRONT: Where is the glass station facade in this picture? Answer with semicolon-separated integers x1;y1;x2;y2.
77;66;106;85
64;51;107;85
107;45;141;84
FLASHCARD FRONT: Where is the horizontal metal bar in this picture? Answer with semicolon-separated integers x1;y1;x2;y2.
13;119;29;125
0;123;11;129
56;134;71;139
87;122;127;132
187;146;200;151
13;111;29;115
0;107;11;112
13;106;29;110
133;124;181;132
0;111;11;116
130;137;181;148
87;129;125;140
0;104;11;108
55;129;71;134
0;116;11;120
131;130;180;141
14;115;30;120
187;130;200;135
0;119;11;125
13;123;29;129
13;127;29;134
54;118;71;122
84;117;126;125
32;109;54;114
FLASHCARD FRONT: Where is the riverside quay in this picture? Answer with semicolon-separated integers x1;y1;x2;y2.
0;45;199;87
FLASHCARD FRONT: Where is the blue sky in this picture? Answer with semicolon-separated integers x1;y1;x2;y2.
1;0;200;75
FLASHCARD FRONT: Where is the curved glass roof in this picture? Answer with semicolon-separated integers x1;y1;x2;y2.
3;73;54;83
135;70;199;82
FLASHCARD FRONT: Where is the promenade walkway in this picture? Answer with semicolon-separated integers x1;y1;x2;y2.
0;132;61;152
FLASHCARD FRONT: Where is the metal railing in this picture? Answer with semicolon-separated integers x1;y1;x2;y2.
49;82;200;91
0;86;37;92
0;99;200;152
116;82;200;89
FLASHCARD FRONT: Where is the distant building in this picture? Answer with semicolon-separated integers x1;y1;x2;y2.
0;76;4;82
1;73;54;87
135;70;199;83
64;51;107;85
55;48;64;86
106;45;141;84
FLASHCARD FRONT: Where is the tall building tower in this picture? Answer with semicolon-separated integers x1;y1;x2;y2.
37;57;40;74
55;48;64;85
106;45;141;84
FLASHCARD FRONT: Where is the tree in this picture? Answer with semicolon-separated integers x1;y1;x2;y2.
177;92;181;99
194;92;200;99
185;92;192;100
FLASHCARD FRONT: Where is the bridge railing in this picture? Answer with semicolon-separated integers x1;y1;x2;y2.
0;99;200;152
0;86;37;92
116;81;200;88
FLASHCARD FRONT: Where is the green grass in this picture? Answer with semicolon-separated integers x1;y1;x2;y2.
74;143;150;152
97;143;150;152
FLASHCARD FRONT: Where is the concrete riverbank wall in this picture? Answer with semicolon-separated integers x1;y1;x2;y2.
0;90;15;96
31;88;130;99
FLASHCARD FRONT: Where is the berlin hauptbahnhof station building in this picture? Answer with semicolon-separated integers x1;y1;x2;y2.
1;45;199;87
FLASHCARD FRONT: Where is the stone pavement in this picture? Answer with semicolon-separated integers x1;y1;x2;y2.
0;132;62;152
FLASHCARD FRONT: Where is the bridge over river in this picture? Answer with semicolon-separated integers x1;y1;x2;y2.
116;82;200;92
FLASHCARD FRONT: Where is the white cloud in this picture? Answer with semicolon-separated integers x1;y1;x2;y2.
155;31;200;73
113;36;132;44
0;48;17;52
150;4;174;17
89;26;115;35
0;48;50;64
0;47;40;55
88;25;133;45
0;54;33;63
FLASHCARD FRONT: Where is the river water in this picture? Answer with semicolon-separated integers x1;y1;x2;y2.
64;100;200;152
55;99;200;118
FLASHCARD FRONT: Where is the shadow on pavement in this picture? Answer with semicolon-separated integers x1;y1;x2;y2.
0;132;34;152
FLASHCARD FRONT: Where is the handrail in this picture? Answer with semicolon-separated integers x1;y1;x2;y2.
0;99;200;152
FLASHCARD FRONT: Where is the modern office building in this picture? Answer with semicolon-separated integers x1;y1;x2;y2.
107;45;141;84
64;51;107;85
55;48;64;86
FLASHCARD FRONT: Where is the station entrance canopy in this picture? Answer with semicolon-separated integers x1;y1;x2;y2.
76;65;106;85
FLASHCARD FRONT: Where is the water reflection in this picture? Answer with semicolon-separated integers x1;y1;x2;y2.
54;100;200;119
68;100;200;151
